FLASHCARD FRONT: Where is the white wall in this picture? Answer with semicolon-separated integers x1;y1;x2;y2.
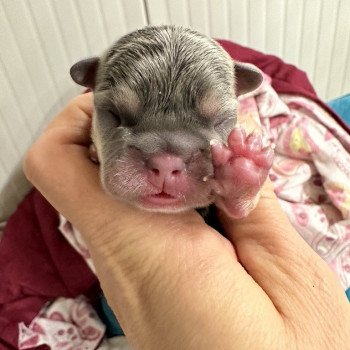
1;0;349;220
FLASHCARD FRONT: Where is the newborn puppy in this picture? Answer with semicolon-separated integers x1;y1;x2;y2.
70;25;273;219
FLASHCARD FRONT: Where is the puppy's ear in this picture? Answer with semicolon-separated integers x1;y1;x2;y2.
70;57;99;88
234;62;263;96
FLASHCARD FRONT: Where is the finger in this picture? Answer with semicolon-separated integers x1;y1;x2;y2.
47;118;92;146
46;94;94;145
24;92;97;212
76;91;94;115
67;92;94;116
217;180;347;317
47;92;94;129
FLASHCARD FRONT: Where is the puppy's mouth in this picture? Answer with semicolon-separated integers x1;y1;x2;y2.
141;191;183;207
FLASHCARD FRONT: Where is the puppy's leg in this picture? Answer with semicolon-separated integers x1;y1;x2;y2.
211;127;274;218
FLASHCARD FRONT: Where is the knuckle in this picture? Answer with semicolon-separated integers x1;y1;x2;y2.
65;95;83;113
23;146;38;181
70;94;83;105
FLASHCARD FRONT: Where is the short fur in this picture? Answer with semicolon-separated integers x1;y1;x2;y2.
70;25;263;212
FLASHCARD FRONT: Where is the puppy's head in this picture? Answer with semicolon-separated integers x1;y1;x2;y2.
70;25;262;212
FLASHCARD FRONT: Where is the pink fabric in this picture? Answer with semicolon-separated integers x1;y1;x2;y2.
238;76;350;289
58;216;96;274
216;40;350;134
18;297;105;349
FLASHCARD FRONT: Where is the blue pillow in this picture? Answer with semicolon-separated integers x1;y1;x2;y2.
327;93;350;125
96;294;124;337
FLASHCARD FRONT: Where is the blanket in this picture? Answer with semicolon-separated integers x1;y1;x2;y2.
0;39;349;349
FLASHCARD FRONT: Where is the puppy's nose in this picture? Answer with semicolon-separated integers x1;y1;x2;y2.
147;154;185;188
148;154;185;176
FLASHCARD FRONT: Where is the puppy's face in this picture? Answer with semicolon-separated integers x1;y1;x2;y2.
71;26;262;212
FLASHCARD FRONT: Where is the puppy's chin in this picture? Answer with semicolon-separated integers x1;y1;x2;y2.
135;204;193;214
134;195;214;213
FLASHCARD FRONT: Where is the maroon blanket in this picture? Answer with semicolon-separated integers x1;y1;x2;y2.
0;40;347;348
0;190;98;348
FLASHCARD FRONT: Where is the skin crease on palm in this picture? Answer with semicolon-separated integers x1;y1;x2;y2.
23;93;350;350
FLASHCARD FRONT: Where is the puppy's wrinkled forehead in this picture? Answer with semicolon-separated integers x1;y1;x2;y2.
95;26;234;113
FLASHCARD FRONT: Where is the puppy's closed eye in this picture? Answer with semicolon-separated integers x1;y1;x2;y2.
108;110;121;127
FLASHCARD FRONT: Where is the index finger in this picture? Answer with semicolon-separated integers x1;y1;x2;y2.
47;92;94;131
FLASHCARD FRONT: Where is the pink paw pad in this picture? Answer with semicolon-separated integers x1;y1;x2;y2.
211;128;274;218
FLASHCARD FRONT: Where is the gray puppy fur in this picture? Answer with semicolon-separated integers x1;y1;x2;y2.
70;25;263;214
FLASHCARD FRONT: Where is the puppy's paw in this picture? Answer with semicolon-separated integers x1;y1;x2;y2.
211;128;274;218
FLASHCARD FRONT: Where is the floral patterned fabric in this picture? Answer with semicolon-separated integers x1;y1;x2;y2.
240;75;350;290
18;297;105;350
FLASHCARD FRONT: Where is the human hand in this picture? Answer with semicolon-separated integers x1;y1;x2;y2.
24;93;350;349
